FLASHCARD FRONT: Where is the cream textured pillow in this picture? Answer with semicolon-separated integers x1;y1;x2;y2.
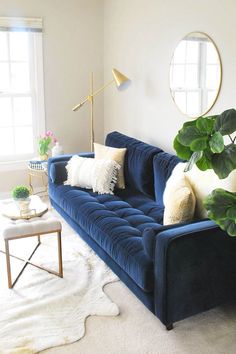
163;165;196;225
94;142;127;189
64;155;120;195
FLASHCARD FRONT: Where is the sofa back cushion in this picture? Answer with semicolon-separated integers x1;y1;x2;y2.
153;152;183;207
105;131;163;197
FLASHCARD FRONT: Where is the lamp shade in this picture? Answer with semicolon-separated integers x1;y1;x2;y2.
112;68;130;90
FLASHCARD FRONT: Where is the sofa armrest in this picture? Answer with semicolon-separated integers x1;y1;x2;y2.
142;221;203;260
152;220;236;325
48;152;94;184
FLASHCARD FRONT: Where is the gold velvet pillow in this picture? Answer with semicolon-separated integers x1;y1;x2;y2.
94;142;127;189
163;171;196;225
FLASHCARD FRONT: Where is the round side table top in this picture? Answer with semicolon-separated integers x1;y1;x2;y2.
1;195;48;220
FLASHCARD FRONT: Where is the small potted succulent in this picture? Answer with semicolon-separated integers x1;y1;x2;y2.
12;185;31;213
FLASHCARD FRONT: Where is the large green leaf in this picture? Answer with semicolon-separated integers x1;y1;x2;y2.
214;109;236;135
212;143;236;179
196;152;212;170
178;126;206;146
205;114;218;121
196;117;215;134
204;188;236;236
226;207;236;219
209;132;224;153
173;136;192;160
218;219;236;237
182;120;197;129
190;137;208;151
204;188;236;219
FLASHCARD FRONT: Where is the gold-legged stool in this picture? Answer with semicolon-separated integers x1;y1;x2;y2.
1;215;63;289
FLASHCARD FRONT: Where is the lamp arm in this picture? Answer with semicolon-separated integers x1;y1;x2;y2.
72;78;115;112
72;97;89;111
92;79;115;98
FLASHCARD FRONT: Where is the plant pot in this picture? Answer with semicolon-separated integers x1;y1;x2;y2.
15;198;31;213
40;154;48;161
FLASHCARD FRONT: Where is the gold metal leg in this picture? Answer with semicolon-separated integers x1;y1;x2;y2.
28;172;34;194
28;169;48;196
57;231;63;278
90;72;94;152
5;240;12;289
2;231;63;288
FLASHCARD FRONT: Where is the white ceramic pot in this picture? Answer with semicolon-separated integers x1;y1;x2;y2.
52;142;64;157
15;198;31;213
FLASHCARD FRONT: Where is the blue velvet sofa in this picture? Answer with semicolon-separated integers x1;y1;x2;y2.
48;131;236;329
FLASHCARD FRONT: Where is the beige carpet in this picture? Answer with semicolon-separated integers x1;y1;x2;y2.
42;280;236;354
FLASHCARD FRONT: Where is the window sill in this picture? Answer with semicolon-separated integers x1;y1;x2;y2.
0;160;28;172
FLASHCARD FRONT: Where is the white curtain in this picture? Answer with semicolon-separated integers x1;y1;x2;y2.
0;17;42;32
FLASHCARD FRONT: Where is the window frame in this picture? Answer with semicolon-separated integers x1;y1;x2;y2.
0;20;45;170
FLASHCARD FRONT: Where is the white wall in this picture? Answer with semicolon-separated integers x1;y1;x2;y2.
104;0;236;152
2;0;236;194
0;0;104;194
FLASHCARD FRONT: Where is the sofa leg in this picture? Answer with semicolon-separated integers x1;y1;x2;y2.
166;323;173;331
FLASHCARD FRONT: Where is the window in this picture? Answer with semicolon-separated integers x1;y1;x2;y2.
0;17;45;165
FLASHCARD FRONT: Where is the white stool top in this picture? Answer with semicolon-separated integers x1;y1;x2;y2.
1;212;62;240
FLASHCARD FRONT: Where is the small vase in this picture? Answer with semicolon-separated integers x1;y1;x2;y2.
52;142;64;157
15;198;31;213
40;154;48;161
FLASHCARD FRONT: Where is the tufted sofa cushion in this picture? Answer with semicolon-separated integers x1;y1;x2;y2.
115;188;164;224
49;183;164;292
105;131;163;198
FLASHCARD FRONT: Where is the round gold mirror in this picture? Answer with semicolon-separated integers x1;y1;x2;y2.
170;32;222;117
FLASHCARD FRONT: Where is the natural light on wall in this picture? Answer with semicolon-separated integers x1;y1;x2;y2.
0;17;45;165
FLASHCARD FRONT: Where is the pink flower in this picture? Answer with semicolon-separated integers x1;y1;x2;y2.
46;130;53;137
38;131;57;155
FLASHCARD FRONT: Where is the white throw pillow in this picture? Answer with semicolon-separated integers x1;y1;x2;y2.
94;142;127;189
64;156;120;195
65;155;94;188
92;159;120;194
163;164;196;225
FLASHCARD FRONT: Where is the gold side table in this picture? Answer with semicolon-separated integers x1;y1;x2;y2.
28;163;48;196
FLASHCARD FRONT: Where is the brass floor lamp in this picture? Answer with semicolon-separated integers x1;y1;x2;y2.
72;68;130;151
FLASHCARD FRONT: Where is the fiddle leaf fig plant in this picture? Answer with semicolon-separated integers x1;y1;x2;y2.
174;108;236;236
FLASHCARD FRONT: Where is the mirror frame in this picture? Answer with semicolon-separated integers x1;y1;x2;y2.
169;31;222;118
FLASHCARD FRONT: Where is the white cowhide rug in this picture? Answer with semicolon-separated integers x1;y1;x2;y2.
0;217;119;353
